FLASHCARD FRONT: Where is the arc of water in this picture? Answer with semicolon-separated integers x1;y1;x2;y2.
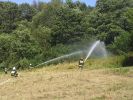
84;40;100;62
36;40;107;66
36;51;82;67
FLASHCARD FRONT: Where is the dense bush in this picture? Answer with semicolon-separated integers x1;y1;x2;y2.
0;0;133;69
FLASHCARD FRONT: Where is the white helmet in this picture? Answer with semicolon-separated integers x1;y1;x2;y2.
13;67;16;70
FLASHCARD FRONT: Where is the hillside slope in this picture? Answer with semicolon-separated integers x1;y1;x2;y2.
0;58;133;100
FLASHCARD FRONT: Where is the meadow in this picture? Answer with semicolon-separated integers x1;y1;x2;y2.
0;56;133;100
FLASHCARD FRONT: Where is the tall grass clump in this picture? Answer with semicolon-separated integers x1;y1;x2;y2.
85;55;125;69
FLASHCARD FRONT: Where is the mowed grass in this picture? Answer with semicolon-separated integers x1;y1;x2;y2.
0;56;133;100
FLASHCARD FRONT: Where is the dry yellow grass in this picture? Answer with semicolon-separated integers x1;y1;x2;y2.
0;62;133;100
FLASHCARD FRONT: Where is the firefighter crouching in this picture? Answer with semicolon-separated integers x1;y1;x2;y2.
11;66;18;77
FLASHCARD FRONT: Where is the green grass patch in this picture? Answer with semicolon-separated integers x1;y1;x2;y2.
84;56;125;69
103;67;133;77
112;68;129;74
110;67;133;75
91;95;106;100
36;55;127;71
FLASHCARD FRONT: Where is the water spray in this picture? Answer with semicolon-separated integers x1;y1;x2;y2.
36;40;107;67
84;40;100;62
36;51;82;67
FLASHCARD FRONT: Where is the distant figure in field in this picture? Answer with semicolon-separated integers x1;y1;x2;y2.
29;63;32;68
4;67;8;74
29;63;33;70
11;66;18;77
78;58;84;69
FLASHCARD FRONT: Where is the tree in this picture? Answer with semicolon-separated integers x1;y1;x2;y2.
111;31;131;53
96;0;133;13
66;0;72;4
33;26;52;49
83;0;133;45
18;3;37;21
0;2;19;33
124;8;133;50
51;7;85;45
0;34;13;63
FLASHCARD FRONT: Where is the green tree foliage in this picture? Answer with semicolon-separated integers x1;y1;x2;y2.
83;0;133;47
18;58;30;69
0;2;19;33
110;32;131;53
33;26;52;49
110;4;133;53
0;21;41;68
18;3;37;21
32;1;62;29
0;0;133;69
125;8;133;50
32;2;92;45
51;7;85;45
0;34;13;63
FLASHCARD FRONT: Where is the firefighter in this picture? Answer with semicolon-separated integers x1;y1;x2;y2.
78;57;84;69
4;67;8;74
11;66;18;77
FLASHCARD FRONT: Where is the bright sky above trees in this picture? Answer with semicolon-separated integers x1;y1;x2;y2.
1;0;97;6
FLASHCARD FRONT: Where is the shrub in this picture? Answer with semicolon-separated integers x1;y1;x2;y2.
18;58;30;69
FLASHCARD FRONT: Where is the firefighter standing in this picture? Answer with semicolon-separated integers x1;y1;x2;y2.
78;58;84;69
4;67;8;74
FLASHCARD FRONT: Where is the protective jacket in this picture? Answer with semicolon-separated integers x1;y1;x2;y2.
79;59;84;68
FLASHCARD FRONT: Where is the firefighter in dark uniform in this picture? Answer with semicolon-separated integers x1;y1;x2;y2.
4;67;8;74
78;58;84;69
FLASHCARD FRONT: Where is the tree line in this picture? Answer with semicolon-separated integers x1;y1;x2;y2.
0;0;133;69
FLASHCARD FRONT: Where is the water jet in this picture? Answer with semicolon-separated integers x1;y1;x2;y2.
36;40;107;67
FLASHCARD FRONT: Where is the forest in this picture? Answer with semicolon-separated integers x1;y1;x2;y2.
0;0;133;69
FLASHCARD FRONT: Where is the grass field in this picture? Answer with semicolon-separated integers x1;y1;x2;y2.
0;56;133;100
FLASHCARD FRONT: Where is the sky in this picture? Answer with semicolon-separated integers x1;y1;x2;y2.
0;0;97;6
